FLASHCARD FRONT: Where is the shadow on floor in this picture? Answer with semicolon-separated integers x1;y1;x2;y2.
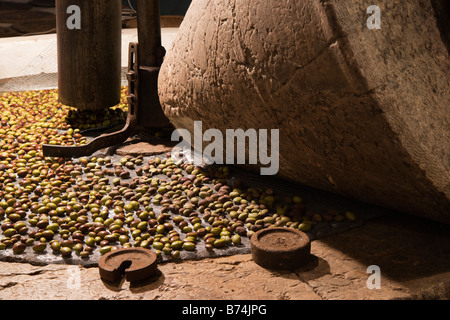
319;210;450;288
101;269;165;293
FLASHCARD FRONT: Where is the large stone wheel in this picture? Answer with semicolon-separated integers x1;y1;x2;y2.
159;0;450;224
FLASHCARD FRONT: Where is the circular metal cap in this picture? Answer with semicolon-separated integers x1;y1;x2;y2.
98;247;158;282
251;227;311;270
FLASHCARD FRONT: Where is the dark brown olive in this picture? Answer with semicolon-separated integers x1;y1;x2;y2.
12;242;26;254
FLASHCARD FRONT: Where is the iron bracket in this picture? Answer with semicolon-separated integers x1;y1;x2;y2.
42;42;140;158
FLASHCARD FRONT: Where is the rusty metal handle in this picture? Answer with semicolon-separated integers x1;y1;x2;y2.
42;43;140;158
41;116;136;158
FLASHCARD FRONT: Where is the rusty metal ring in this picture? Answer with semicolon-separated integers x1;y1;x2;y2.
250;227;311;270
98;247;158;282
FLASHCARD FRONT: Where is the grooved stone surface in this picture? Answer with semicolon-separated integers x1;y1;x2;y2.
158;0;450;224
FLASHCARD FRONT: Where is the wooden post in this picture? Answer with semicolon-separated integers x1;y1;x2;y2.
56;0;122;111
135;0;171;128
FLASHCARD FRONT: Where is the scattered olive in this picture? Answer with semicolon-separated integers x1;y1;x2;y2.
60;247;72;257
298;222;312;232
12;242;26;254
0;89;359;261
182;241;196;251
99;246;112;255
50;241;61;252
345;211;356;221
80;251;90;258
32;242;46;253
231;234;241;246
213;239;227;248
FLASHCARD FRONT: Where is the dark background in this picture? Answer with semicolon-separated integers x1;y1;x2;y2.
124;0;192;16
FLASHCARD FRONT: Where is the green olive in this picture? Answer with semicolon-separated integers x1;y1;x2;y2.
60;247;72;257
73;243;83;252
171;250;180;260
298;222;311;232
182;226;192;233
211;227;222;236
162;245;172;255
213;239;227;248
137;221;148;231
220;230;231;237
119;235;129;244
263;216;275;224
32;242;47;252
152;241;164;250
156;224;165;234
50;241;61;252
182;241;196;251
3;228;16;237
99;246;112;255
80;251;91;258
41;230;54;240
85;236;96;247
170;240;183;250
13;222;26;231
345;211;356;221
8;214;21;222
231;234;241;246
139;240;150;248
46;223;60;232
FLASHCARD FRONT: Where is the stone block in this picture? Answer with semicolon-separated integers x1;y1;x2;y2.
158;0;450;224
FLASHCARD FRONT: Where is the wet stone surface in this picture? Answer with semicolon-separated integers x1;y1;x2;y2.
0;88;385;268
0;149;382;267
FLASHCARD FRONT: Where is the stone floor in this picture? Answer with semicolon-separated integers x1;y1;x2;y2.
1;211;449;300
1;0;449;303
